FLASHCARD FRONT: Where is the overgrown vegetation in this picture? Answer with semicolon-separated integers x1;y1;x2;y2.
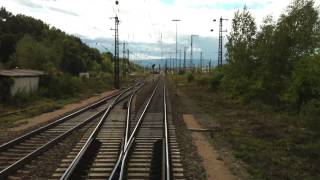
207;0;320;130
178;0;320;179
0;7;123;102
178;78;320;179
0;8;142;124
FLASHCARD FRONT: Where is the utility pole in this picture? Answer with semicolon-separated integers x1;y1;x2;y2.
218;17;228;67
127;49;130;73
165;59;167;74
172;19;181;73
179;49;182;71
190;34;198;71
183;47;187;72
123;43;125;79
200;52;203;73
111;16;120;89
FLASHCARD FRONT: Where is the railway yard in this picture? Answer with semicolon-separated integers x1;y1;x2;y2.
0;76;187;180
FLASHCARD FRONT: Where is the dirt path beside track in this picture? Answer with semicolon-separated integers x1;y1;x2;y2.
8;90;118;132
183;114;237;180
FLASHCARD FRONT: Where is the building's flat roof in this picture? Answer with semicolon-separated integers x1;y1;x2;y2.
0;69;44;77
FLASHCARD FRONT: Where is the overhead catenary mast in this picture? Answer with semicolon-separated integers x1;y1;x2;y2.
111;1;120;89
190;34;198;70
218;17;228;67
112;16;120;89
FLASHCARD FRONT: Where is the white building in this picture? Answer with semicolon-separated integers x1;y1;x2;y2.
0;69;44;95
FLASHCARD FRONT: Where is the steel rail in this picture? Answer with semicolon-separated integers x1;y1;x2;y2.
0;85;138;179
124;82;159;151
109;81;160;180
163;83;172;180
123;82;144;150
124;91;135;150
0;90;120;151
119;137;135;180
59;85;136;180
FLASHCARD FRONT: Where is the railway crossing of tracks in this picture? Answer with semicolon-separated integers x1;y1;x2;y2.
0;78;184;180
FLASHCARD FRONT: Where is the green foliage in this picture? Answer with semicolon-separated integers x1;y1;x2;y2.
301;99;320;134
186;73;194;82
283;55;320;110
39;73;111;99
195;76;211;87
0;77;13;101
101;52;114;73
11;34;61;72
226;6;257;77
0;7;118;105
40;75;83;98
221;0;320;109
0;7;111;76
8;91;39;106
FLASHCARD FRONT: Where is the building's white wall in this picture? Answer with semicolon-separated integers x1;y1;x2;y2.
11;77;39;95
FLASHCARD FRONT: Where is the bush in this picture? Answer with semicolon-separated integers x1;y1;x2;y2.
39;72;112;99
0;77;13;102
195;76;211;87
301;99;320;135
8;91;39;106
40;74;84;98
186;73;194;82
210;69;224;90
283;55;320;111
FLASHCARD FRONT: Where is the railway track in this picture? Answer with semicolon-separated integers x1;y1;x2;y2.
0;83;140;179
52;79;184;180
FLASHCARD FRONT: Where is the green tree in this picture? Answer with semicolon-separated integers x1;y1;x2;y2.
226;6;257;77
60;38;86;75
12;34;61;72
101;52;113;73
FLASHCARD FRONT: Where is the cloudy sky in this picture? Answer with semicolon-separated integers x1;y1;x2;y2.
1;0;316;63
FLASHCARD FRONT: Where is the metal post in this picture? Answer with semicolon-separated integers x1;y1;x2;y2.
218;18;222;67
114;16;120;89
122;43;126;79
190;36;193;70
190;35;198;71
127;49;130;73
200;52;203;73
183;47;186;72
165;59;167;74
172;19;181;73
175;22;178;72
179;50;182;72
218;17;228;67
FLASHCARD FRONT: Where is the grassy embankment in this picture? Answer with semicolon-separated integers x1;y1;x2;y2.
0;74;140;130
175;74;320;180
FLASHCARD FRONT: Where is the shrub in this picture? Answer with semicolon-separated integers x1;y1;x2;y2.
282;55;320;111
186;73;194;82
8;91;39;106
0;77;13;102
40;74;84;98
301;99;320;135
195;76;211;87
210;69;224;90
